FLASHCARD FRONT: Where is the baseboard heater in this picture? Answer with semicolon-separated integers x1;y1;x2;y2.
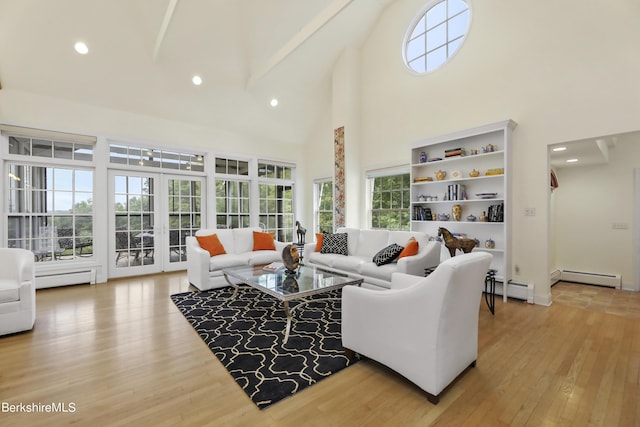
494;280;534;303
36;269;96;289
559;270;621;288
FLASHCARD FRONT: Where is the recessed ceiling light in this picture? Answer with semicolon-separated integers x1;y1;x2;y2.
192;75;202;86
74;42;89;55
270;98;278;107
552;147;567;152
566;158;579;163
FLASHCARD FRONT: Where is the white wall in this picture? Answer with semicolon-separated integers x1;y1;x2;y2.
0;89;298;158
307;0;640;303
552;134;640;290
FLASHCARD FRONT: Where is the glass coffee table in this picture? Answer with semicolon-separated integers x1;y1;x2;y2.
222;264;363;343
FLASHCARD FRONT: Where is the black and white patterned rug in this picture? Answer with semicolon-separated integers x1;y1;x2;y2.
170;286;357;409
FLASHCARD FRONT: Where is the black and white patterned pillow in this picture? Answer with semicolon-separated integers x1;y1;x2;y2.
320;233;349;255
372;243;405;266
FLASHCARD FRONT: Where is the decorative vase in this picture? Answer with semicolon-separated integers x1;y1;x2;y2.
480;211;488;222
419;151;427;163
282;244;300;272
452;204;462;221
485;238;495;249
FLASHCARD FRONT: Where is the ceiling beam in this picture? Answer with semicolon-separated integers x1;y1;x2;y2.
153;0;180;63
247;0;356;87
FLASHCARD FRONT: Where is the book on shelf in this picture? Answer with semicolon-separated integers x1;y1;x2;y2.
446;184;467;201
487;203;504;222
413;206;432;221
444;148;466;157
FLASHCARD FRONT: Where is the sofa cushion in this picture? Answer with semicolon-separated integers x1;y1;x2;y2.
398;237;419;258
321;233;349;255
332;255;369;273
233;228;256;254
306;251;338;268
208;229;236;254
247;250;281;266
253;231;275;251
0;280;20;303
196;233;227;256
315;233;323;252
208;254;250;270
355;229;390;258
372;243;404;266
360;262;397;282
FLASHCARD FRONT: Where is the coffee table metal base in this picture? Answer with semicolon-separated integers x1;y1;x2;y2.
222;271;356;344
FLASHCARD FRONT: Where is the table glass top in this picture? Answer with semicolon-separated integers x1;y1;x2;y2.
222;264;362;300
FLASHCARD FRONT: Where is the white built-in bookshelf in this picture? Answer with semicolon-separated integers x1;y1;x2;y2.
410;120;516;301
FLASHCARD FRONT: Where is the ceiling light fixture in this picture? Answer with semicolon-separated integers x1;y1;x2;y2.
552;147;567;152
566;158;579;163
74;42;89;55
270;98;278;107
192;75;202;86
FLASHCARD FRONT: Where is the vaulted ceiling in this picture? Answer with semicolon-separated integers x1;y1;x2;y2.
0;0;395;144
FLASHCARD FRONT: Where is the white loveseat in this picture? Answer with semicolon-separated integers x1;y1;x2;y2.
0;248;36;336
303;227;440;289
186;227;287;291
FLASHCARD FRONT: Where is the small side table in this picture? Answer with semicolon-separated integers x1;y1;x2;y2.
484;269;497;315
424;266;437;276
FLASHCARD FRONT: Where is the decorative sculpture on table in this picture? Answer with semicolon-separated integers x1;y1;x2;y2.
438;227;477;258
282;244;300;273
295;221;307;245
282;274;299;293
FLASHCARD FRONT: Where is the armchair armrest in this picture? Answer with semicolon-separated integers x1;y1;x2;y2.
389;272;424;290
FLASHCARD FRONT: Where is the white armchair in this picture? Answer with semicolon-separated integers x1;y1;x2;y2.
0;248;36;336
341;251;492;404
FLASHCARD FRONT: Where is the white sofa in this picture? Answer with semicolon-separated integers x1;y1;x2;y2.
303;227;440;289
0;248;36;336
342;252;493;403
186;227;287;291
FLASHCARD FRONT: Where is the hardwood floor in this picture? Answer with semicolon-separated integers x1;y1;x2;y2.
1;275;639;426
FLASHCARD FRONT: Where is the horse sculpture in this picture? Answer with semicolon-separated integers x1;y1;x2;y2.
295;221;307;245
438;227;477;258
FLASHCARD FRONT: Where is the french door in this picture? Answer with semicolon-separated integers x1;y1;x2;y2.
108;170;205;278
163;174;204;271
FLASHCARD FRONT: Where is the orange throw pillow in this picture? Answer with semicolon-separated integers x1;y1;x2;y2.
196;234;226;256
253;231;276;251
315;233;324;252
398;237;419;258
